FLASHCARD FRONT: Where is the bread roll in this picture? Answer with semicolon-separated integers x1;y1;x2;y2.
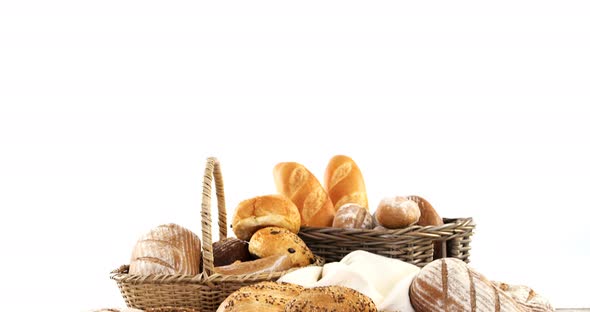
324;155;369;211
332;203;374;229
217;281;304;312
375;196;421;229
213;237;251;267
212;254;293;275
129;223;201;275
410;258;523;312
248;226;315;267
274;162;335;227
493;282;555;312
231;194;301;241
285;286;378;312
407;195;445;259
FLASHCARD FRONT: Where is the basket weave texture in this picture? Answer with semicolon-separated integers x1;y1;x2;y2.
298;215;475;266
111;157;323;311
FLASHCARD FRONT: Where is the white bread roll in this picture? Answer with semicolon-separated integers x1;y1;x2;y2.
129;223;201;275
493;282;555;312
274;162;335;227
324;155;369;211
410;258;524;312
231;194;301;241
332;203;374;229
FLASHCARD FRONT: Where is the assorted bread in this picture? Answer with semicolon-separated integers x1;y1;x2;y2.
120;155;554;312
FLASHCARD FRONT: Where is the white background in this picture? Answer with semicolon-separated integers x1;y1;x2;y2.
1;0;589;310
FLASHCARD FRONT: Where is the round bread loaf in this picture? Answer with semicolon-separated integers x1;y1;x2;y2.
410;258;523;312
213;237;251;267
129;223;201;275
375;196;421;229
285;286;378;312
248;226;315;267
231;194;301;241
216;281;304;312
332;203;374;229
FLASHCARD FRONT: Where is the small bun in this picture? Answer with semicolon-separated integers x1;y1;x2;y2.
217;281;304;312
332;203;374;229
375;196;421;229
249;227;315;267
285;286;378;312
231;194;301;241
213;237;251;267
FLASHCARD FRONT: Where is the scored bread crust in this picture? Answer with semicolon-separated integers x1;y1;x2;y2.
129;223;201;275
324;155;369;211
274;162;335;227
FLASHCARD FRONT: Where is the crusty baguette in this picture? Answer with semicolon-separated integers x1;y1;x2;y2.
274;162;335;227
324;155;369;211
129;223;201;275
212;254;293;275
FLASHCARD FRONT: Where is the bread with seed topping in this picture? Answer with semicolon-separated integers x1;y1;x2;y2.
285;285;378;312
216;281;304;312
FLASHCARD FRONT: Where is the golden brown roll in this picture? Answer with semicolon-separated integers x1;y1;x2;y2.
273;162;335;227
217;281;304;312
213;237;251;267
375;196;421;229
248;226;315;268
129;223;201;275
212;254;294;275
231;194;301;241
324;155;369;211
285;286;378;312
332;203;374;229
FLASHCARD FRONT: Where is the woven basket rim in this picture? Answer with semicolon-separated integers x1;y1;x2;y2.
299;217;474;238
111;256;325;284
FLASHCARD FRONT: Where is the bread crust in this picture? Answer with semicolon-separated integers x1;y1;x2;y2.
248;227;315;267
274;162;335;227
231;194;301;241
324;155;369;211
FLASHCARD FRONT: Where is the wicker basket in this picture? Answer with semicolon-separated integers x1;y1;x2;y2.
111;157;323;312
298;218;475;267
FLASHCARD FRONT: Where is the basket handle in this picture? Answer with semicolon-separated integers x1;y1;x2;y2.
201;157;227;274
